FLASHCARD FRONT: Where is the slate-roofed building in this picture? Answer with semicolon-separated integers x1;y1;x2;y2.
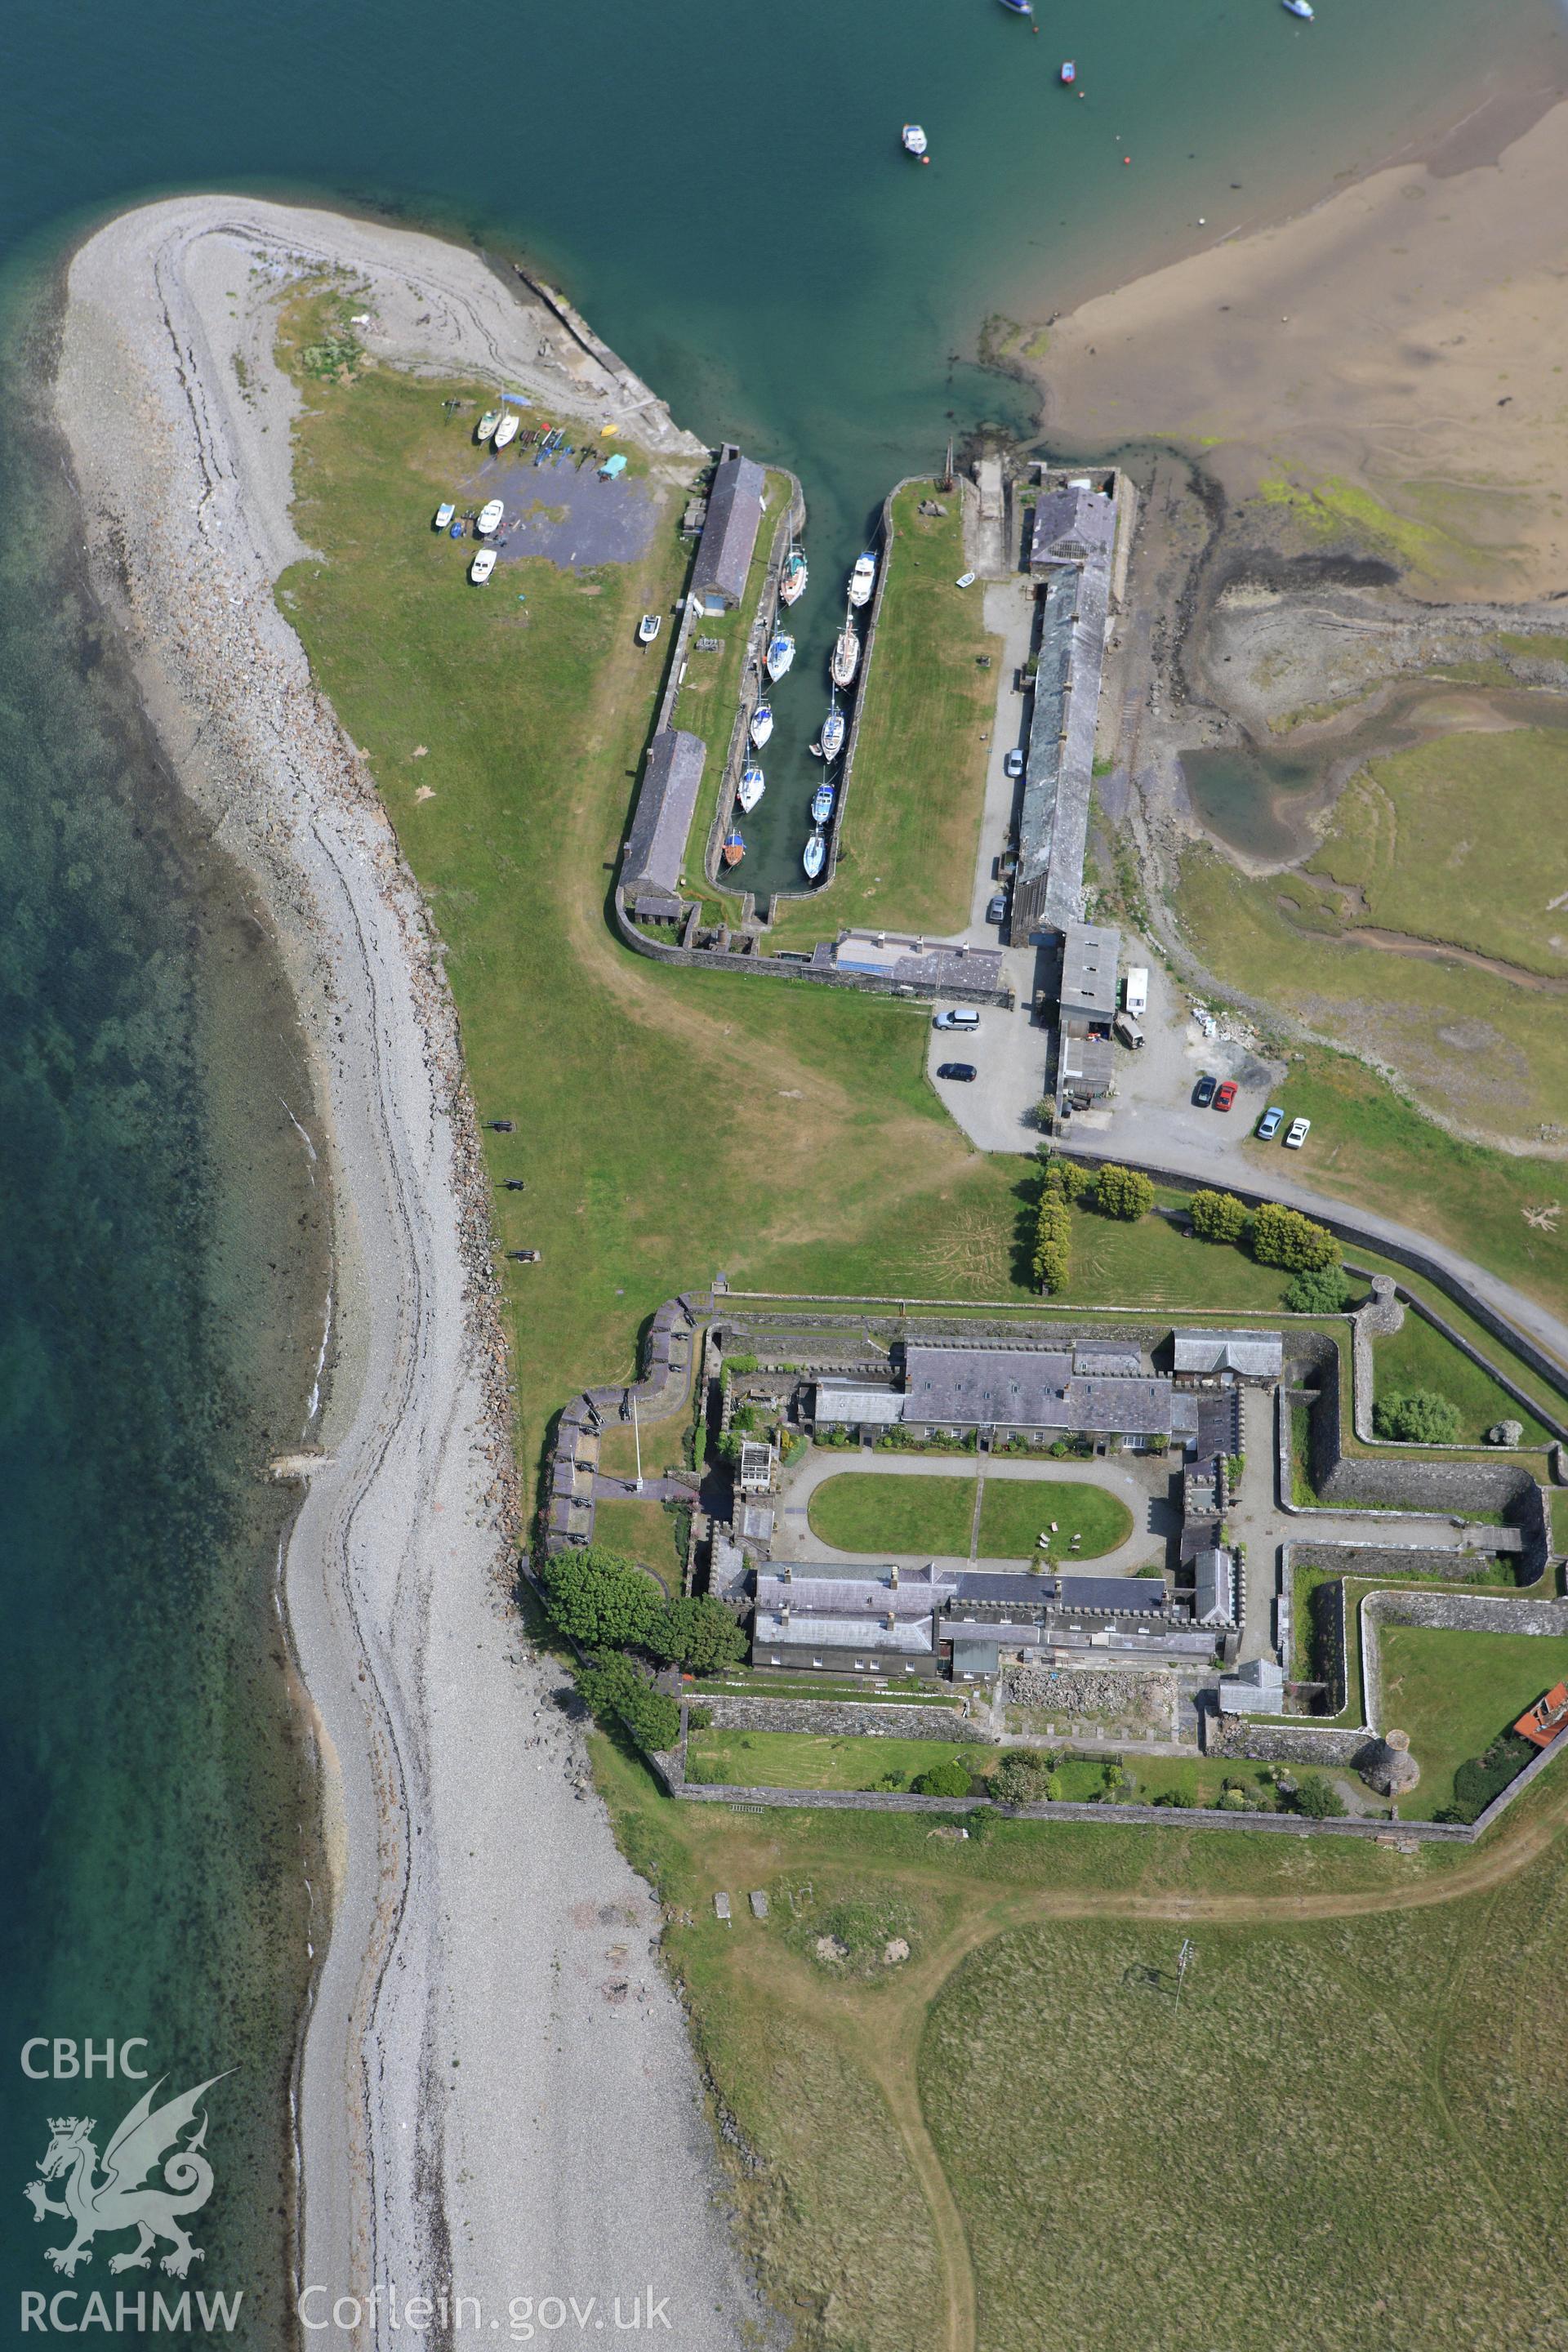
621;728;706;898
752;1608;938;1673
1055;1575;1165;1615
1173;1330;1285;1383
1073;1343;1145;1379
1192;1546;1235;1629
1058;922;1121;1030
1218;1656;1286;1716
1029;478;1118;575
755;1566;955;1620
813;1377;906;1427
902;1343;1173;1448
692;443;766;612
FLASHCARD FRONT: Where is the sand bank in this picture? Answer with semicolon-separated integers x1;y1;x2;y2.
1028;96;1568;599
55;196;753;2347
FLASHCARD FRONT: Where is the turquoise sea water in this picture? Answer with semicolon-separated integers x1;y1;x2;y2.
0;0;1557;2335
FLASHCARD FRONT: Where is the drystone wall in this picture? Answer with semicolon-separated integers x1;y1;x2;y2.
702;1695;978;1741
1203;1719;1372;1769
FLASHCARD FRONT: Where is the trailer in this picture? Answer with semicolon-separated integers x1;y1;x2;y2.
1123;966;1149;1018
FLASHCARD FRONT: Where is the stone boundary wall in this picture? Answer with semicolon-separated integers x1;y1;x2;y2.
1204;1719;1371;1769
1348;1273;1568;1452
701;1695;976;1741
612;895;1011;1004
670;1777;1474;1842
1361;1584;1568;1739
1279;1367;1549;1582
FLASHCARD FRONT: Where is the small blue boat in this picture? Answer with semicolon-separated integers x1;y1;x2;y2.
998;0;1034;13
811;781;835;826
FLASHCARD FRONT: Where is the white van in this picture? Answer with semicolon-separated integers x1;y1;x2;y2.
1123;967;1149;1018
933;1006;980;1031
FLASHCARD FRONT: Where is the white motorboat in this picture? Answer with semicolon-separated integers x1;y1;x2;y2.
803;831;826;881
476;498;505;537
901;125;929;161
737;764;765;813
470;548;497;585
637;612;662;645
831;614;861;689
1281;0;1313;15
433;501;455;531
955;570;976;588
493;411;520;451
751;702;773;749
848;551;876;608
476;408;501;442
820;699;845;763
779;546;808;606
766;631;795;681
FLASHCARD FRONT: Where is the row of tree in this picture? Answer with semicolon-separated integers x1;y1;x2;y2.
537;1544;748;1753
1187;1190;1352;1309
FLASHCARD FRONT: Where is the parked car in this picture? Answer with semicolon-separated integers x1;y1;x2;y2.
1192;1073;1217;1108
937;1062;978;1083
1284;1116;1312;1150
987;892;1008;924
1256;1105;1285;1140
1214;1080;1237;1113
1004;749;1025;780
933;1007;980;1032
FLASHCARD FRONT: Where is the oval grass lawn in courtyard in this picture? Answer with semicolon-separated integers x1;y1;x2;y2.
806;1471;1133;1560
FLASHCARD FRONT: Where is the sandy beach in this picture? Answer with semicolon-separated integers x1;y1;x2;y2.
54;197;754;2348
1027;96;1568;600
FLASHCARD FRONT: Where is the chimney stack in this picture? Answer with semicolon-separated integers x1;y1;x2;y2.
889;1563;899;1589
884;1610;896;1632
782;1561;792;1583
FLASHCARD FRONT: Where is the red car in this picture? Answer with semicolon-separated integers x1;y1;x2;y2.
1214;1080;1238;1112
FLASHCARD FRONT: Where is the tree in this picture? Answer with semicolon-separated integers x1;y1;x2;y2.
912;1756;973;1797
1293;1771;1347;1820
1093;1164;1155;1222
1284;1264;1352;1314
645;1595;747;1674
1189;1188;1249;1245
541;1545;662;1649
1034;1198;1072;1295
991;1750;1058;1804
575;1650;681;1753
1250;1201;1340;1273
1039;1152;1092;1205
1374;1389;1462;1446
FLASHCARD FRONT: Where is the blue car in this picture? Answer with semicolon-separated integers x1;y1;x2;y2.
1257;1105;1285;1140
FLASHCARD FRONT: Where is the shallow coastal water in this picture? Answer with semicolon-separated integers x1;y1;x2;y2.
0;0;1558;2328
0;267;326;2336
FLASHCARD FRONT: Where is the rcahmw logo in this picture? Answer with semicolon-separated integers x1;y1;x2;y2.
19;2042;243;2334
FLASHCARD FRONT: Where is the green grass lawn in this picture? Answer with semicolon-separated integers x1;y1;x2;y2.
807;1472;975;1556
1228;1040;1568;1319
688;1728;985;1792
974;1479;1134;1560
588;1495;684;1589
806;1469;1133;1558
1377;1625;1568;1819
1372;1311;1553;1448
767;482;1000;945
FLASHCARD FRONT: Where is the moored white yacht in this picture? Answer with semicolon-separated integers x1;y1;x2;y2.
737;765;765;813
779;546;808;606
848;551;876;608
901;126;929;162
831;613;861;689
819;698;845;763
750;702;773;749
766;631;795;681
803;831;826;881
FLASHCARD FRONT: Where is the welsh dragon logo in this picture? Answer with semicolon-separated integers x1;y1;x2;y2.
24;2074;228;2279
